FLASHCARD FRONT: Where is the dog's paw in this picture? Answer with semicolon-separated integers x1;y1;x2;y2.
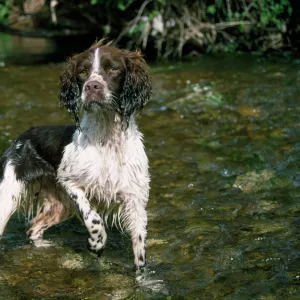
135;261;147;274
86;242;104;258
32;239;57;248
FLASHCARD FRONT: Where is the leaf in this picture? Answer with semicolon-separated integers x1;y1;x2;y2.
117;2;126;11
207;5;216;15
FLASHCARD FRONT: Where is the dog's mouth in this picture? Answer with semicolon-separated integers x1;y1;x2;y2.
84;90;105;101
83;99;105;111
82;98;118;113
83;90;109;108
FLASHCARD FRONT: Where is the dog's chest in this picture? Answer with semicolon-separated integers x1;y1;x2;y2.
58;129;148;201
75;142;124;186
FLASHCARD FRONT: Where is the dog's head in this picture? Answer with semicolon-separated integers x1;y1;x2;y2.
59;40;152;127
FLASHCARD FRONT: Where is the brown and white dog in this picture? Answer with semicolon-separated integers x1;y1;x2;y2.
0;40;152;271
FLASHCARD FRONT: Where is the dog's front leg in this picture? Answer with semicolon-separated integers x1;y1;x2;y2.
66;187;107;256
124;196;148;271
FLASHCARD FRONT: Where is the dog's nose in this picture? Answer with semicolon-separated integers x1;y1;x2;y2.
85;81;102;91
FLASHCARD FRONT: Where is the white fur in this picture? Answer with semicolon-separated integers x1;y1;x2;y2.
58;111;149;218
92;48;100;74
15;142;22;149
0;161;24;236
82;48;111;103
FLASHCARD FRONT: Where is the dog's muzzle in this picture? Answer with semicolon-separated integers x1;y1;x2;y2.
83;80;107;103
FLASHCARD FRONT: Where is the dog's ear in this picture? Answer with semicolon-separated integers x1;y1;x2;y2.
58;57;80;127
120;50;152;124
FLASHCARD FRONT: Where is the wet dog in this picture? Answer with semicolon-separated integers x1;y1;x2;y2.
0;40;151;271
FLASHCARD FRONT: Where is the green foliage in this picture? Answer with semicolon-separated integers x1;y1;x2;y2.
207;5;216;15
90;0;133;11
253;0;292;30
0;0;10;23
0;0;296;57
207;0;292;29
222;42;238;53
128;21;146;37
204;0;292;52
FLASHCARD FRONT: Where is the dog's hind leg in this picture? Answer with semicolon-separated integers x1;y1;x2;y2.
26;185;71;246
0;162;24;238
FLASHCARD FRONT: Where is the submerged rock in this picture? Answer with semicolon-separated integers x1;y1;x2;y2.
233;170;275;192
58;253;85;270
233;169;291;193
166;82;224;110
102;274;135;299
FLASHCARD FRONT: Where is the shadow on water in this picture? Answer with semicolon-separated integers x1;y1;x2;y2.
0;33;98;65
0;35;300;299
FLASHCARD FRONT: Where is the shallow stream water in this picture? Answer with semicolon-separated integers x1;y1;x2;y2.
0;43;300;299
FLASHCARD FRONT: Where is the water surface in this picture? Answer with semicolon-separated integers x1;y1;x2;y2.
0;52;300;299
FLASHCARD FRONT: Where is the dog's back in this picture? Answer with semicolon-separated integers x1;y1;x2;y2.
0;125;77;240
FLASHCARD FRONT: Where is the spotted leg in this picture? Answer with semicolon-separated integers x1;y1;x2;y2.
67;188;107;256
124;195;148;271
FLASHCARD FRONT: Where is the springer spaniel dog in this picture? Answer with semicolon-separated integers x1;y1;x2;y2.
0;40;152;271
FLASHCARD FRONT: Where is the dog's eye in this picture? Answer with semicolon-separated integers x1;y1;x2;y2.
79;69;88;77
109;65;118;73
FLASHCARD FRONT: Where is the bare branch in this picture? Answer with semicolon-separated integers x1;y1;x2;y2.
216;21;254;30
115;0;153;45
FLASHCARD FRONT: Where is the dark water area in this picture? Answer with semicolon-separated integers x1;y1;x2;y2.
0;35;300;299
0;33;98;65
